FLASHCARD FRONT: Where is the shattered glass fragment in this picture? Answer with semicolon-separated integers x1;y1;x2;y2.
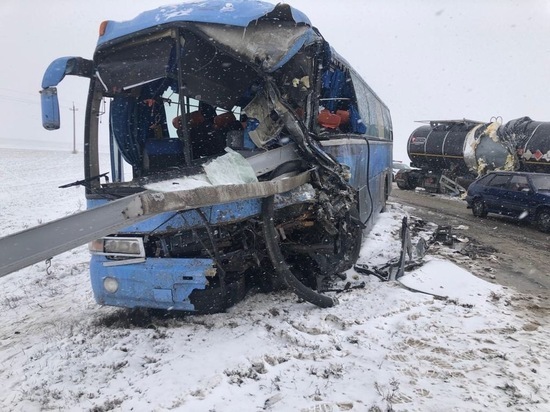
203;148;258;185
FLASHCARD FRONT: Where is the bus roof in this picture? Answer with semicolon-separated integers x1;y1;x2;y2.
97;0;311;47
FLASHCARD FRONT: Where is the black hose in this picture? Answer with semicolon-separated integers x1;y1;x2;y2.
261;194;338;308
361;137;374;225
196;209;227;308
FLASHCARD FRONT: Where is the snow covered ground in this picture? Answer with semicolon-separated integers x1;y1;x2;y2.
0;148;549;411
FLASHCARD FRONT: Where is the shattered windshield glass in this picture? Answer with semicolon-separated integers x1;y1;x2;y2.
95;35;175;93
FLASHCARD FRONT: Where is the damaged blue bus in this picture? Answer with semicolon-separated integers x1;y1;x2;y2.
37;0;393;313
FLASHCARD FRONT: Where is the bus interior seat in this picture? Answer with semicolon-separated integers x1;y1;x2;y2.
318;109;342;129
143;138;184;172
171;110;205;131
213;112;237;130
189;110;205;128
336;109;350;126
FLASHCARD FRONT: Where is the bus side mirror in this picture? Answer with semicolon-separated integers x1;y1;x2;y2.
40;87;60;130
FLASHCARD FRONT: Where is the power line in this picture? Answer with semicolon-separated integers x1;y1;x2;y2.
0;87;41;98
0;87;83;108
0;95;40;106
0;94;80;109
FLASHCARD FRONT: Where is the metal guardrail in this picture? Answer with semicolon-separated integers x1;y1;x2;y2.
0;171;310;278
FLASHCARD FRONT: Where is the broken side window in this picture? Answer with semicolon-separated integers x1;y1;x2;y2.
317;63;368;136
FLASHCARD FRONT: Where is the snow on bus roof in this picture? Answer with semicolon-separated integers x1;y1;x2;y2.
97;0;311;47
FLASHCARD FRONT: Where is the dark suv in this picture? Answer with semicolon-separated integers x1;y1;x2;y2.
465;171;550;232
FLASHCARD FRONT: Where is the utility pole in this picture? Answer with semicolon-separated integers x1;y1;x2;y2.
70;102;78;154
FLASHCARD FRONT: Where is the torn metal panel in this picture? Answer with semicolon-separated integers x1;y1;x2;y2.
195;21;318;73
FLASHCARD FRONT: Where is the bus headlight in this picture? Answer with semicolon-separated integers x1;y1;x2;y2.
89;237;145;258
103;276;119;293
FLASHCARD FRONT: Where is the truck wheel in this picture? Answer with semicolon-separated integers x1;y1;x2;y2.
396;180;408;190
396;178;415;190
472;198;487;218
536;208;550;232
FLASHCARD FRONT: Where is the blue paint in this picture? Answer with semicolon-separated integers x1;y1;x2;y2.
90;255;212;311
41;56;77;88
321;138;392;224
98;0;310;46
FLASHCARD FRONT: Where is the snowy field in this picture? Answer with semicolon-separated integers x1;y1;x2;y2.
0;148;549;411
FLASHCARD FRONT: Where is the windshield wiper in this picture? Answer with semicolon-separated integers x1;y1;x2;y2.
59;172;109;189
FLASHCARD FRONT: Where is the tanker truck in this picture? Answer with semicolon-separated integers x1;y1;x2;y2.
395;117;550;194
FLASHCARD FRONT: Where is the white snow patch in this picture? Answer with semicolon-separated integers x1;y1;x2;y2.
399;257;503;304
0;149;549;411
145;173;212;192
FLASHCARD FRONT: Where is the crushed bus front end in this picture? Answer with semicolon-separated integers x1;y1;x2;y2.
34;1;393;313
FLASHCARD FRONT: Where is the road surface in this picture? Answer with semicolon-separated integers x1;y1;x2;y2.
389;184;550;296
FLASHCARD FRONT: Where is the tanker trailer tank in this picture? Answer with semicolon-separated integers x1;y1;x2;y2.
398;118;520;193
503;117;550;174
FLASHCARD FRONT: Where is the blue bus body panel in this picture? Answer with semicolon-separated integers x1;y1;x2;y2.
98;0;311;46
321;138;392;227
91;256;212;311
87;199;262;233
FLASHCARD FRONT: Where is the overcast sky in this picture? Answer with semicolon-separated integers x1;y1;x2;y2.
0;0;549;161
